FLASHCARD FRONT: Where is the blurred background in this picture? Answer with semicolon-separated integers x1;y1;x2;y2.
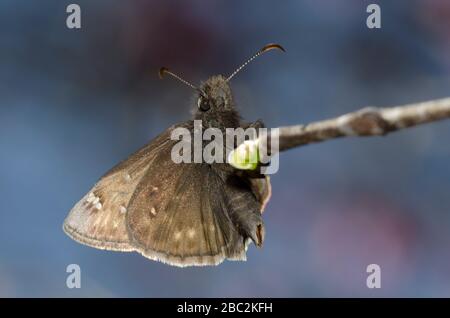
1;0;450;297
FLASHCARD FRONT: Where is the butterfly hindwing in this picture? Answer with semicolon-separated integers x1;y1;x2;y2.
126;147;247;267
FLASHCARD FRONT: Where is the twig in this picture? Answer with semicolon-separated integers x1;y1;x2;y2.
269;97;450;153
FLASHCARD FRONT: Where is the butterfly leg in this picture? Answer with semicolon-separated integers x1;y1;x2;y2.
224;175;265;247
241;119;265;130
232;203;265;247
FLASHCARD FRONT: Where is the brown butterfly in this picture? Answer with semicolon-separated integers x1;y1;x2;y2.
63;44;284;267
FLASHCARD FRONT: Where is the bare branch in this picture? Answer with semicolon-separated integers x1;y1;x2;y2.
267;97;450;153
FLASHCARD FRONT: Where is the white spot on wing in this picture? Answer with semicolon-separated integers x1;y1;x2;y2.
187;229;195;239
86;192;95;203
120;205;127;214
92;196;100;205
150;207;157;216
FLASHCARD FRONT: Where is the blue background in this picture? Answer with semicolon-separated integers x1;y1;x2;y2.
1;0;450;297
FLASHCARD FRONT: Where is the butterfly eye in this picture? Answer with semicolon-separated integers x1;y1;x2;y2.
197;97;210;112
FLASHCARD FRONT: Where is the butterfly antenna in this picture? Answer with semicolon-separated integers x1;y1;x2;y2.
159;67;200;92
226;43;285;82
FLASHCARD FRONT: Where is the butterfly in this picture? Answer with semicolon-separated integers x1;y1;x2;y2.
63;43;284;267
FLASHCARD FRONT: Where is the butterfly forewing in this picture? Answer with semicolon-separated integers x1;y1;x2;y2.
63;123;187;252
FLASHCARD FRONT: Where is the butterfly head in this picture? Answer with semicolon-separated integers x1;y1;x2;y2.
196;75;234;113
192;75;240;129
158;43;285;127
